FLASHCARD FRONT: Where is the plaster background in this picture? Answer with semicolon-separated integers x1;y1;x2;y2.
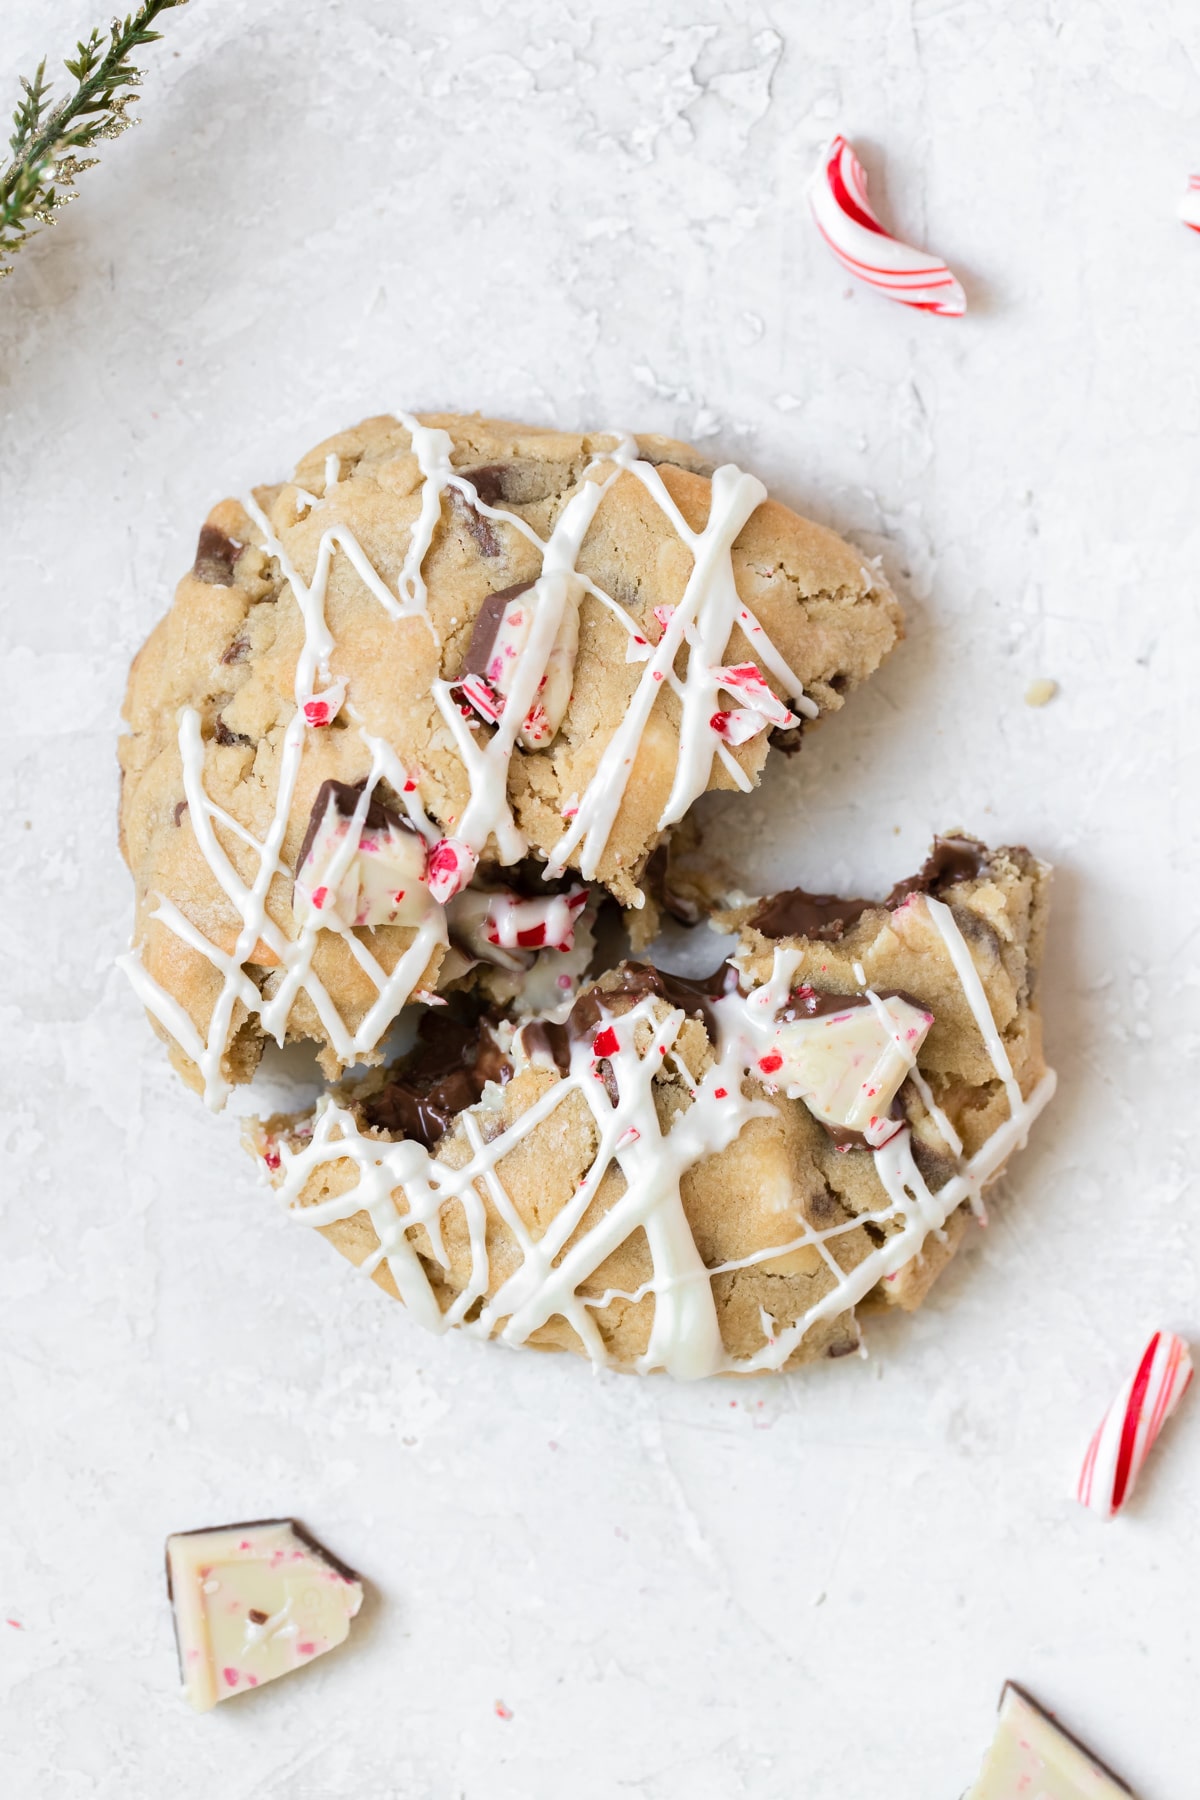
2;2;1199;1794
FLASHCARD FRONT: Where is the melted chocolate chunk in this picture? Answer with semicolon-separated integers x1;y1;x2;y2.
567;960;737;1041
750;889;876;942
172;800;188;827
460;582;534;680
193;524;243;586
295;779;412;879
214;718;252;748
459;464;514;508
473;856;578;899
361;1009;512;1149
752;836;995;941
775;986;872;1022
885;835;990;907
449;485;502;558
826;1337;861;1358
767;723;804;756
220;635;250;666
247;1609;269;1625
644;843;703;927
520;1018;572;1075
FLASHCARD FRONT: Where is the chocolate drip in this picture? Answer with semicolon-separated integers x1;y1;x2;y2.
294;779;413;879
193;524;243;586
752;836;994;942
460;581;534;679
885;835;990;907
361;1010;511;1149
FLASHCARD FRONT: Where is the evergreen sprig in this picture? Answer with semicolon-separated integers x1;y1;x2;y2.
1;0;188;278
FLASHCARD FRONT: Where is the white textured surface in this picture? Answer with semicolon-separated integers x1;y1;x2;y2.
2;2;1199;1794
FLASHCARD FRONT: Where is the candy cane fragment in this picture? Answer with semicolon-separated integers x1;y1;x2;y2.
1076;1329;1193;1518
808;135;966;317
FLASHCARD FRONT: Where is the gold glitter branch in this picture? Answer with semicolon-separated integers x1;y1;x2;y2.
0;0;188;279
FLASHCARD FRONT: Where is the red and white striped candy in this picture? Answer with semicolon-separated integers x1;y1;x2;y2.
1077;1330;1193;1519
808;135;966;317
427;837;478;905
1181;175;1200;236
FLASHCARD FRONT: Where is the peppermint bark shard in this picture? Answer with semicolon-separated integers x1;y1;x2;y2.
166;1519;363;1712
965;1684;1136;1799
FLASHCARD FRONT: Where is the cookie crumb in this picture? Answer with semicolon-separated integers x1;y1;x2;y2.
1024;678;1058;707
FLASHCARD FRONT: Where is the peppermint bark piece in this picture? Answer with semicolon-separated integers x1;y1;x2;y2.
166;1519;363;1712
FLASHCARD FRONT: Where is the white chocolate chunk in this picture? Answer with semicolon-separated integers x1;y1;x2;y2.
756;993;932;1146
966;1684;1134;1799
293;782;429;930
166;1519;364;1713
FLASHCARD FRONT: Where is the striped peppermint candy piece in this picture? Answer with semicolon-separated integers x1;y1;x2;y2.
1077;1330;1193;1519
808;135;966;317
1181;175;1200;235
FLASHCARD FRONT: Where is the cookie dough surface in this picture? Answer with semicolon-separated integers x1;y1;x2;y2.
119;412;901;1101
259;836;1053;1377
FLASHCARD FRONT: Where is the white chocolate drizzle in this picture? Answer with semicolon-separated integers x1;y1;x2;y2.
273;894;1055;1377
122;413;825;1103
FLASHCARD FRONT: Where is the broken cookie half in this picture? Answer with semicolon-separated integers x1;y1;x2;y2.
166;1519;363;1712
118;411;901;1107
254;834;1054;1378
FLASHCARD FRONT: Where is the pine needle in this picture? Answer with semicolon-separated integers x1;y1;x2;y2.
1;0;189;278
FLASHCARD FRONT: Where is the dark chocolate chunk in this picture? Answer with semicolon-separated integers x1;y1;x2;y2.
247;1609;269;1625
775;986;873;1022
566;959;737;1042
750;888;876;942
193;524;243;587
767;723;804;756
214;718;253;748
460;582;534;680
826;1336;861;1358
885;834;991;907
295;779;412;879
449;485;502;558
360;1008;512;1149
459;464;515;508
220;635;250;666
172;800;189;827
472;856;578;900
